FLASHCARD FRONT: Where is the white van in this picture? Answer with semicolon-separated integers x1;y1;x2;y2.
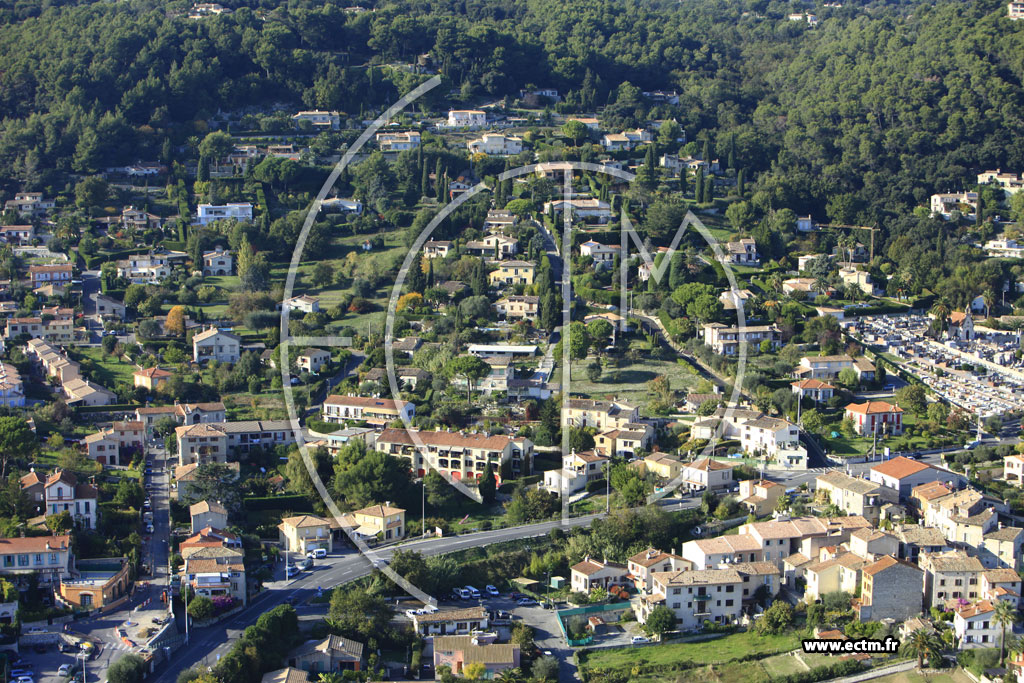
465;585;481;599
306;548;327;559
456;588;472;600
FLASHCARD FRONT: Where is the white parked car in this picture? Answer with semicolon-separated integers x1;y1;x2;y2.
631;635;650;644
485;585;499;596
306;548;327;559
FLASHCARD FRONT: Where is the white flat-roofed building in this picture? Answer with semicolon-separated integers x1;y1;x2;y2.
292;110;340;130
467;134;522;156
322;395;415;426
376;131;420;151
446;110;487;129
930;192;977;220
703;323;781;355
466;344;537;359
197;203;253;226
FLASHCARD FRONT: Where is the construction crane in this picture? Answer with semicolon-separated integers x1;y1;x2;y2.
815;223;880;261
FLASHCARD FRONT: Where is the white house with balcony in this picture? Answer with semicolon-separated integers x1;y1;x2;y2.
446;110;486;129
197;203;253;226
467;134;523;156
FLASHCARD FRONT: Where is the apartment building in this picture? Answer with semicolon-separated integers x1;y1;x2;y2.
543;450;609;495
795;354;875;381
869;456;960;499
920;550;986;607
322;395;415;426
857;555;924;622
637;568;744;630
446;110;487;128
374;428;533;480
690;408;805;466
702;323;781;355
28;264;72;287
134;402;226;432
0;535;73;582
923;488;1000;546
182;546;247;605
736;516;872;568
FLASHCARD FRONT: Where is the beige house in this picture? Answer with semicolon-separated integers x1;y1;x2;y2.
633;452;684;480
1004;454;1024;486
738;479;784;516
192;327;241;363
488;260;535;286
849;528;900;561
176;423;229;466
981;526;1024;570
190;500;229;534
494;295;539;319
337;503;405;541
570;557;628;594
562;399;638;430
410;606;488;637
636;568;745;630
296;348;330;374
182;546;247;606
595;423;654;458
815;471;897;525
289;635;363;674
433;635;520;680
133;367;172;391
679;457;734;491
627;548;692;593
278;515;333;554
804;552;867;602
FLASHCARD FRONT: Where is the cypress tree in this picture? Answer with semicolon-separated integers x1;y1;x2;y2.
702;138;711;163
420;163;430;198
728;134;736;170
704;177;714;204
736;168;745;197
427;259;435;288
408;256;426;293
695;168;705;204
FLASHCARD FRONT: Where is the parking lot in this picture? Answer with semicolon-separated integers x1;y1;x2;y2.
5;640;99;683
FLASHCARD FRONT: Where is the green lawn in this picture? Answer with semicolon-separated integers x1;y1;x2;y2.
567;352;702;410
580;631;802;672
71;347;138;387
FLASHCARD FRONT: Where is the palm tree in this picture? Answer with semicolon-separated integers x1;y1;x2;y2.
904;628;943;669
317;674;345;683
930;302;951;336
983;289;996;319
995;599;1017;665
494;668;525;683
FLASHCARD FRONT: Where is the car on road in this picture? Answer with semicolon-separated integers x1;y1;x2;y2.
306;548;327;559
371;558;387;569
145;523;154;534
296;558;314;570
631;635;650;644
57;664;75;677
485;585;499;597
9;675;33;683
285;565;301;578
516;597;537;606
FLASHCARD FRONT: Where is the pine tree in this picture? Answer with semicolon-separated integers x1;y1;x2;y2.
471;261;488;296
408;255;426;293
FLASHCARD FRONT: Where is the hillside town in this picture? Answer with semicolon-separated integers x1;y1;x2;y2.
6;2;1024;683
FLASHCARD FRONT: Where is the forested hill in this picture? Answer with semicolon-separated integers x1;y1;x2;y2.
2;0;1024;228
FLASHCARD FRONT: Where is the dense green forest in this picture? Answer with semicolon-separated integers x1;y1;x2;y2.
2;0;1024;273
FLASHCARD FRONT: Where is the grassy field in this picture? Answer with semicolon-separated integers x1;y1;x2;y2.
580;631;802;673
72;347;138;387
566;353;702;409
